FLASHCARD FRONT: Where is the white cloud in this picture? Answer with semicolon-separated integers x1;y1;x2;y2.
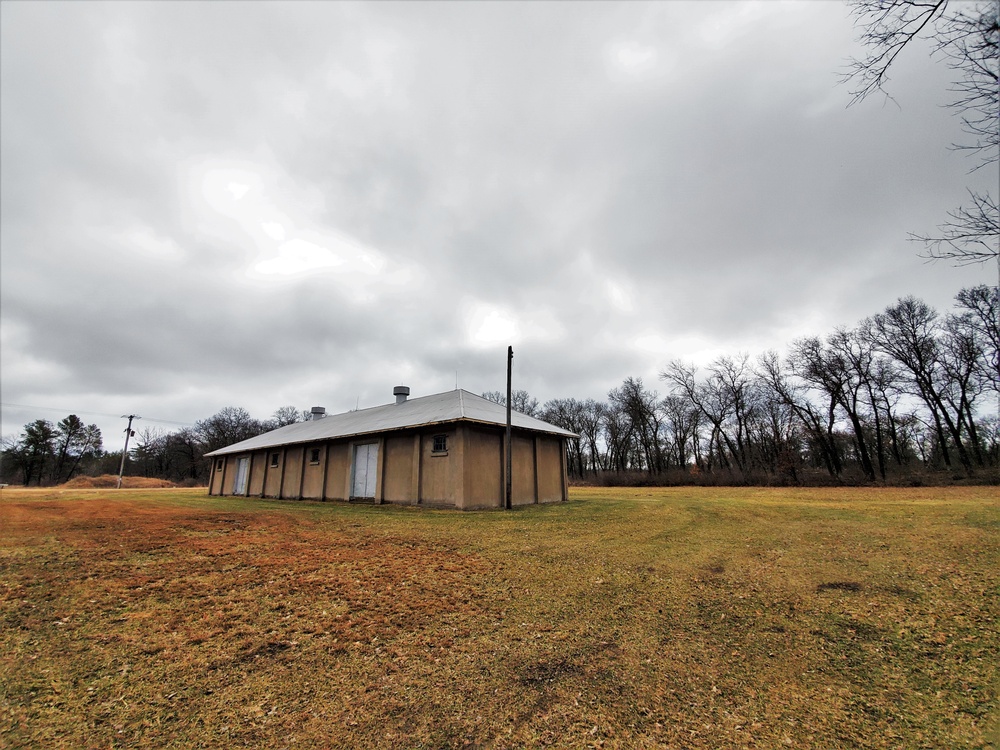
467;305;519;348
606;40;658;76
697;1;785;50
606;279;635;314
226;181;250;200
182;152;389;286
253;238;343;276
260;221;286;241
120;227;185;262
251;234;386;279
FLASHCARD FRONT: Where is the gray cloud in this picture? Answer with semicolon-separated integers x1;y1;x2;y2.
1;1;991;443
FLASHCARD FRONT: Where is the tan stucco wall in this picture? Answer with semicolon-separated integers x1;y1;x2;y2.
224;456;239;495
323;443;350;501
462;427;503;509
419;427;459;506
511;434;537;506
280;447;303;498
248;452;266;496
209;457;224;495
301;445;325;499
382;434;416;504
209;422;567;508
535;437;565;503
263;449;283;497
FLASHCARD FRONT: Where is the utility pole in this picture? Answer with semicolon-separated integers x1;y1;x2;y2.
505;345;512;510
117;414;140;489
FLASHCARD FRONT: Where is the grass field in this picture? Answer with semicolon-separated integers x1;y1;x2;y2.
1;486;997;749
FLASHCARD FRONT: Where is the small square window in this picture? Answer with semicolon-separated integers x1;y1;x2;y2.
216;459;224;471
270;453;280;468
432;434;448;453
309;448;321;464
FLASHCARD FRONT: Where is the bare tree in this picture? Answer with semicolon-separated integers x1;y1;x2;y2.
540;398;587;476
789;335;880;481
917;191;1000;266
662;360;732;472
956;285;1000;390
269;405;302;428
940;308;992;465
194;407;266;455
601;396;635;472
828;326;894;480
481;389;539;416
133;427;168;478
757;350;844;477
163;428;205;482
753;386;801;481
609;377;665;474
870;296;976;472
661;394;701;469
868;354;912;467
845;0;999;267
578;399;607;473
661;357;759;475
707;355;762;473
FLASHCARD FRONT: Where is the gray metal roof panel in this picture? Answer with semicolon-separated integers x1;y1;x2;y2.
205;389;577;456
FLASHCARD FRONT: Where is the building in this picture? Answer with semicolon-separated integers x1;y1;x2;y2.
205;387;576;509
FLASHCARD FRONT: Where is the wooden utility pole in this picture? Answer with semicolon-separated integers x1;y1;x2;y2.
117;414;140;489
505;345;512;510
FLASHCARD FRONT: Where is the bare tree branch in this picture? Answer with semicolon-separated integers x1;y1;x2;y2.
845;0;999;266
911;190;1000;264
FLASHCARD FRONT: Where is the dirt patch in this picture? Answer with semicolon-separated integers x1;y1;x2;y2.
60;474;181;489
817;581;863;592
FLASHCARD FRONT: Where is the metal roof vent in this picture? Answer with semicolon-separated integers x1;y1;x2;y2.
393;385;410;404
310;406;327;420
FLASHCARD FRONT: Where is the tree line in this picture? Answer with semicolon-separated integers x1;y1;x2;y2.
0;406;309;486
0;415;104;485
2;288;996;486
512;288;998;484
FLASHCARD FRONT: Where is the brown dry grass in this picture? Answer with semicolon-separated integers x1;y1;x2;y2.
60;475;182;489
1;486;997;749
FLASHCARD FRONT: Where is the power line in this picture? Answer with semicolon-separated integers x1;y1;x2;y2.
0;402;192;427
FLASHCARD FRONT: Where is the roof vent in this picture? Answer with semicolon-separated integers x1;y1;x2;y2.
310;406;326;420
393;385;410;404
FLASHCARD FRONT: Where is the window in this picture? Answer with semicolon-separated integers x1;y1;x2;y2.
270;453;280;468
309;448;321;464
432;434;448;454
216;459;224;471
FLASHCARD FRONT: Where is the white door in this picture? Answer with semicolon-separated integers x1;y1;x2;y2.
233;457;249;495
352;443;378;498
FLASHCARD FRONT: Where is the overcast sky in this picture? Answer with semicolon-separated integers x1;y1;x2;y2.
1;0;992;445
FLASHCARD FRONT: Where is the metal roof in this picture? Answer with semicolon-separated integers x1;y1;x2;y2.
204;389;577;457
